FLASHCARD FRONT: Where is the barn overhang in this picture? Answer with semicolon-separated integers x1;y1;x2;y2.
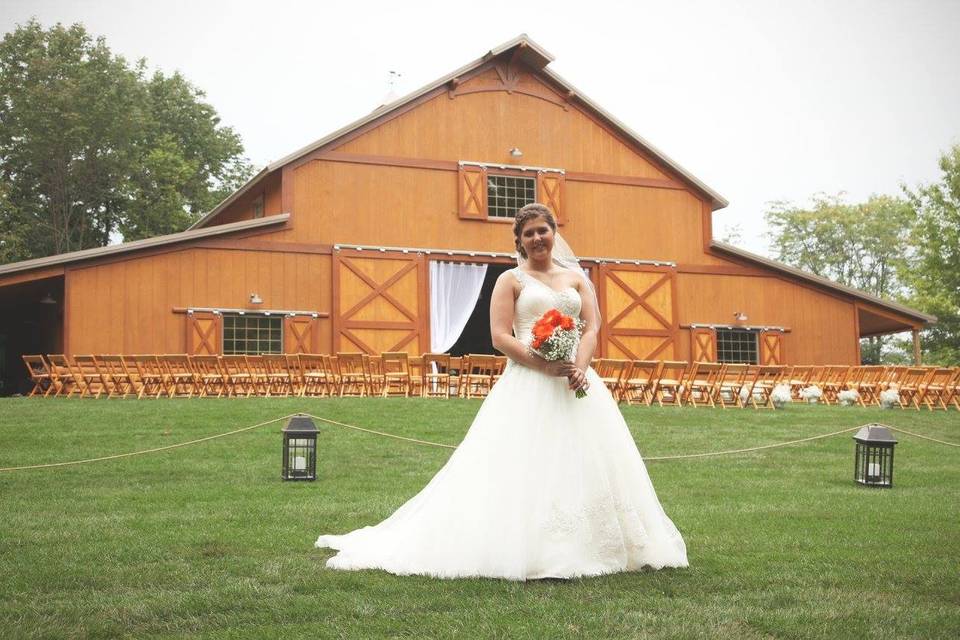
710;241;936;336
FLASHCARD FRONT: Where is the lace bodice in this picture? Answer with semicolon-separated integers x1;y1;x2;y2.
510;267;582;344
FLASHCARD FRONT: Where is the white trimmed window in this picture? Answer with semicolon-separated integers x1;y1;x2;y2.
716;328;758;364
223;314;282;354
487;174;536;219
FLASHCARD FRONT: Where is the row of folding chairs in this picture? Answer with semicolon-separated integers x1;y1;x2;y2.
591;360;960;410
21;353;509;399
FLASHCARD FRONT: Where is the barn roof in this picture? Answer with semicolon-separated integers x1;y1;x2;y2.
188;34;728;230
0;214;289;281
710;240;937;325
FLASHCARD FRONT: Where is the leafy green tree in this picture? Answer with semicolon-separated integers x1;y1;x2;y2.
0;20;253;262
904;144;960;365
764;193;916;363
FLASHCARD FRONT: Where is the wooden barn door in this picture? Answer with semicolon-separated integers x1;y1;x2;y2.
598;264;678;360
284;316;319;353
759;329;786;365
332;250;428;354
186;311;221;355
690;327;717;362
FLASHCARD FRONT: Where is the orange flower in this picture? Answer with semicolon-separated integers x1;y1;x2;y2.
533;324;553;340
544;308;562;325
560;316;574;330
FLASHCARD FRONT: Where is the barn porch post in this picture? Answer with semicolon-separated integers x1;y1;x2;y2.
912;328;921;365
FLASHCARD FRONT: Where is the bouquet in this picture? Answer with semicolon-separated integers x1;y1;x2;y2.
530;308;587;398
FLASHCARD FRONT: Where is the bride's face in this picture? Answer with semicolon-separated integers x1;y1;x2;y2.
520;215;555;260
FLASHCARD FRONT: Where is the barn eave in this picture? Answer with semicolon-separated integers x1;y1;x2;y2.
710;240;936;332
0;213;289;283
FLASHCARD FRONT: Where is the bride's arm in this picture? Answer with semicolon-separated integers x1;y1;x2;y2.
573;278;600;373
489;272;572;376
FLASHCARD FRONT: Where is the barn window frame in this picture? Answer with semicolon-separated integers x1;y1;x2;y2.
222;313;283;355
252;194;264;219
486;172;537;219
716;327;759;364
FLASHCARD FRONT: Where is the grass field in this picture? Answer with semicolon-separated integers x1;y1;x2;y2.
0;398;958;639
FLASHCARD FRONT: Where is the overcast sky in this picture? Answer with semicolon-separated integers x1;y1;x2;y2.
3;0;959;256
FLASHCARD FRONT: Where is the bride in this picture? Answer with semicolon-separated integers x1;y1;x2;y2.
315;203;689;580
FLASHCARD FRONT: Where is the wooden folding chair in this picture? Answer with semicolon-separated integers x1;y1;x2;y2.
896;367;930;409
129;355;167;399
942;368;960;411
422;353;451;399
160;355;195;397
221;355;253;397
263;355;295;397
786;365;812;400
684;362;724;408
915;367;953;410
621;360;661;406
717;363;748;408
73;355;109;399
797;365;824;400
594;359;631;401
242;356;268;396
381;352;411;397
96;355;136;398
652;361;688;406
189;355;226;398
285;355;306;397
299;354;332;397
21;355;55;397
461;354;497;398
821;365;850;405
361;354;385;397
336;353;367;397
741;365;782;409
47;354;83;397
448;356;463;398
408;355;424;397
853;366;885;406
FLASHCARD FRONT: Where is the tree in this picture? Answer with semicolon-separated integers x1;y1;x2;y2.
0;20;253;262
764;193;916;363
904;144;960;365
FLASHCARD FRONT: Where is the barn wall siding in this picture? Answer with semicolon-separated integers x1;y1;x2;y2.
64;247;333;355
675;272;859;365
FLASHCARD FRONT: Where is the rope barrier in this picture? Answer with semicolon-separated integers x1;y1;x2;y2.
0;414;296;472
0;411;955;473
305;414;457;450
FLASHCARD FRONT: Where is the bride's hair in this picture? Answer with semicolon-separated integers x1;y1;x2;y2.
513;203;557;258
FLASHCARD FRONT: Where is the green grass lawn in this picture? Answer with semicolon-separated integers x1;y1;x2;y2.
0;398;958;639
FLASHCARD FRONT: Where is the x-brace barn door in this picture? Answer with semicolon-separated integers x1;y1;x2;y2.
332;250;428;354
186;311;221;355
598;264;678;360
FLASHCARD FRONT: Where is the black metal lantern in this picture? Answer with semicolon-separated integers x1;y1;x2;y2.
282;414;318;481
853;424;898;488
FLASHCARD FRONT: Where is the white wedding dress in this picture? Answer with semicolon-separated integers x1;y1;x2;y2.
315;267;688;580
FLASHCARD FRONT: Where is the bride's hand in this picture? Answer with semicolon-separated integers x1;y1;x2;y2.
542;360;577;378
568;367;589;392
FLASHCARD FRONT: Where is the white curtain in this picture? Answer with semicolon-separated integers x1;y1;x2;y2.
429;261;488;353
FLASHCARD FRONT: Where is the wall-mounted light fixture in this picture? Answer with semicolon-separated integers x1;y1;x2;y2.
734;311;748;322
250;293;263;305
509;147;523;158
